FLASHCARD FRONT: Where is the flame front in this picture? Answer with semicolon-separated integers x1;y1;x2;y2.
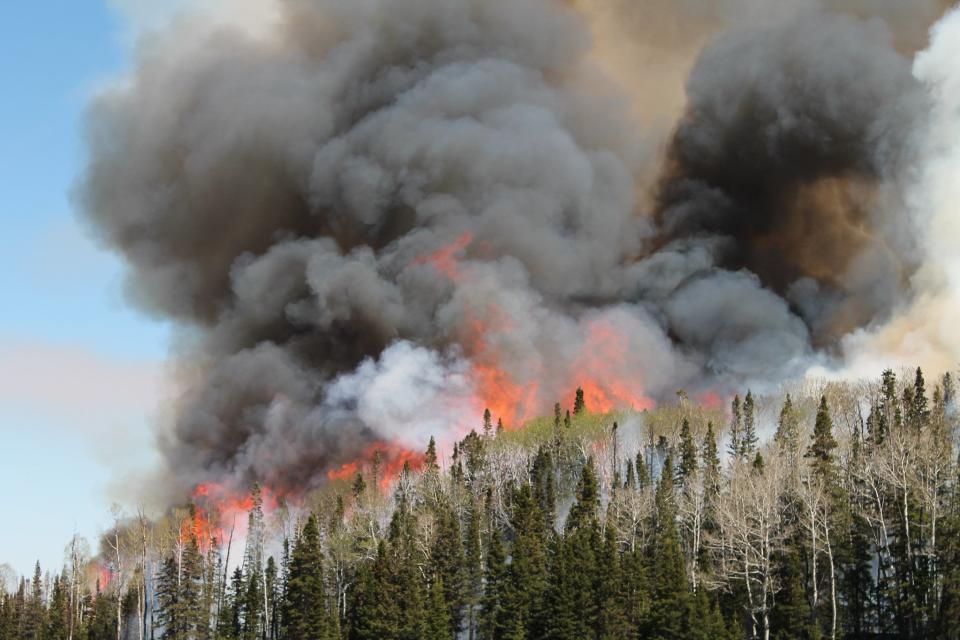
326;441;426;491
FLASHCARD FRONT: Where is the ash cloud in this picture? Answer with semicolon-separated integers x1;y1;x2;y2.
77;0;945;495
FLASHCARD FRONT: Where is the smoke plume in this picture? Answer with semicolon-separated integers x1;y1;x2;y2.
77;0;954;496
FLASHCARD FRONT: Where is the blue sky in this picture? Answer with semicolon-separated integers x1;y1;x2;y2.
0;2;172;577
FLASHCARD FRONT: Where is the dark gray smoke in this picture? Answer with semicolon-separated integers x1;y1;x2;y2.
77;0;936;496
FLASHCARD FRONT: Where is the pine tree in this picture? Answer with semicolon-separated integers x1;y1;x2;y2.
500;484;550;639
701;422;721;497
22;562;44;640
677;419;698;484
531;447;557;537
806;396;838;478
566;458;599;533
909;367;930;431
645;455;693;640
774;394;800;452
283;514;329;640
479;529;507;640
597;518;630;639
431;501;465;636
425;578;451;639
427;436;440;471
483;409;493;439
727;395;743;460
635;451;651;491
574;388;585;415
464;500;483;639
741;391;758;458
45;575;68;640
352;473;366;500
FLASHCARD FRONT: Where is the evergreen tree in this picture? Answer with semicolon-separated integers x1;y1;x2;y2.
701;422;721;498
500;484;549;639
597;519;630;639
425;436;439;472
646;455;693;639
283;514;329;640
677;419;698;484
806;396;838;478
774;394;800;452
727;395;743;460
425;578;451;639
565;457;599;533
574;387;585;415
483;409;493;439
741;391;758;457
22;562;44;640
479;529;507;640
635;451;651;491
431;501;465;636
464;500;483;639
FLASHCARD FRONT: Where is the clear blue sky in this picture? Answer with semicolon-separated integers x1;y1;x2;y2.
0;1;172;578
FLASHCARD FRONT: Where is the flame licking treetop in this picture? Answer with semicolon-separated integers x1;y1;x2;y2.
78;0;943;501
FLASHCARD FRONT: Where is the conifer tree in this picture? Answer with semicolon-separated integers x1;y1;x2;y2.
351;473;366;500
677;419;698;484
431;501;465;636
741;391;758;458
909;367;929;430
727;395;743;460
426;578;451;639
597;519;630;639
573;387;585;415
479;530;506;640
283;514;329;640
635;451;651;491
774;394;800;452
483;409;493;439
806;396;838;478
566;458;599;533
425;436;439;472
701;422;721;497
500;484;549;639
464;501;483;639
646;455;693;640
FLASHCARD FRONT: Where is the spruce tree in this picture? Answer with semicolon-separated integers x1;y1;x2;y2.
806;396;838;478
774;394;800;452
727;395;743;460
574;387;585;415
645;455;693;640
283;514;329;640
425;436;439;472
431;501;465;636
701;422;721;497
677;419;698;484
741;391;758;458
479;529;507;640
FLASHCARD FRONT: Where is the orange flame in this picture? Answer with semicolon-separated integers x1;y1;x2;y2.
562;318;654;413
414;232;474;281
326;441;426;492
189;482;282;548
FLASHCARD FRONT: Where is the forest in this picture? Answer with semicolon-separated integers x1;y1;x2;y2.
2;367;960;640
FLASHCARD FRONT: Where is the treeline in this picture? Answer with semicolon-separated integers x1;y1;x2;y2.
4;368;960;640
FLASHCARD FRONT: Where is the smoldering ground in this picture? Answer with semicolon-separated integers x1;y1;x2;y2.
77;0;952;498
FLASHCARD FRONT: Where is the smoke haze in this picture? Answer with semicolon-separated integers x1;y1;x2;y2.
77;0;960;497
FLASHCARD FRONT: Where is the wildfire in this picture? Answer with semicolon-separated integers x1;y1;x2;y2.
562;318;654;413
414;232;474;281
326;441;426;491
189;481;281;548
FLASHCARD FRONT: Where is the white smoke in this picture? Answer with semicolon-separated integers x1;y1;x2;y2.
826;7;960;379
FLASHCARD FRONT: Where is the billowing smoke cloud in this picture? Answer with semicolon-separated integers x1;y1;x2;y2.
77;0;949;496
